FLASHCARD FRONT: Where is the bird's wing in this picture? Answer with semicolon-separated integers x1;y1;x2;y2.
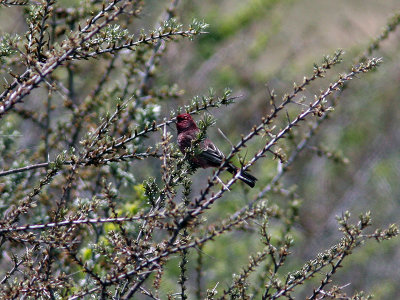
199;139;224;165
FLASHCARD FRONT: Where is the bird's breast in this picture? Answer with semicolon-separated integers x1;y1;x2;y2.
177;133;193;152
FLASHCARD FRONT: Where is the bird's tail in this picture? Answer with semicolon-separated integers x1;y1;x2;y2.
227;164;257;188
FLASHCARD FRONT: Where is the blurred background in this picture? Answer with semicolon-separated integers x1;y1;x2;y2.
1;0;399;298
160;2;400;297
160;1;400;298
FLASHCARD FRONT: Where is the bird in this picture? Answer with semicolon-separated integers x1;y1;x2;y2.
175;113;257;188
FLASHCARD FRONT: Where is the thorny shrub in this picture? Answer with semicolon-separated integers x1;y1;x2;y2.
0;1;399;299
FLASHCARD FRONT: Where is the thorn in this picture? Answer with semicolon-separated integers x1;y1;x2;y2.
216;176;230;191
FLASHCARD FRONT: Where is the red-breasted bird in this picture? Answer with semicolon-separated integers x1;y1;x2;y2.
176;113;257;188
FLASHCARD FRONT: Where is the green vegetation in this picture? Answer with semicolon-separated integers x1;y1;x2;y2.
0;0;399;299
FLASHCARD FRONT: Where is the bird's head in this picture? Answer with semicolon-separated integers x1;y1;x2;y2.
176;113;197;133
